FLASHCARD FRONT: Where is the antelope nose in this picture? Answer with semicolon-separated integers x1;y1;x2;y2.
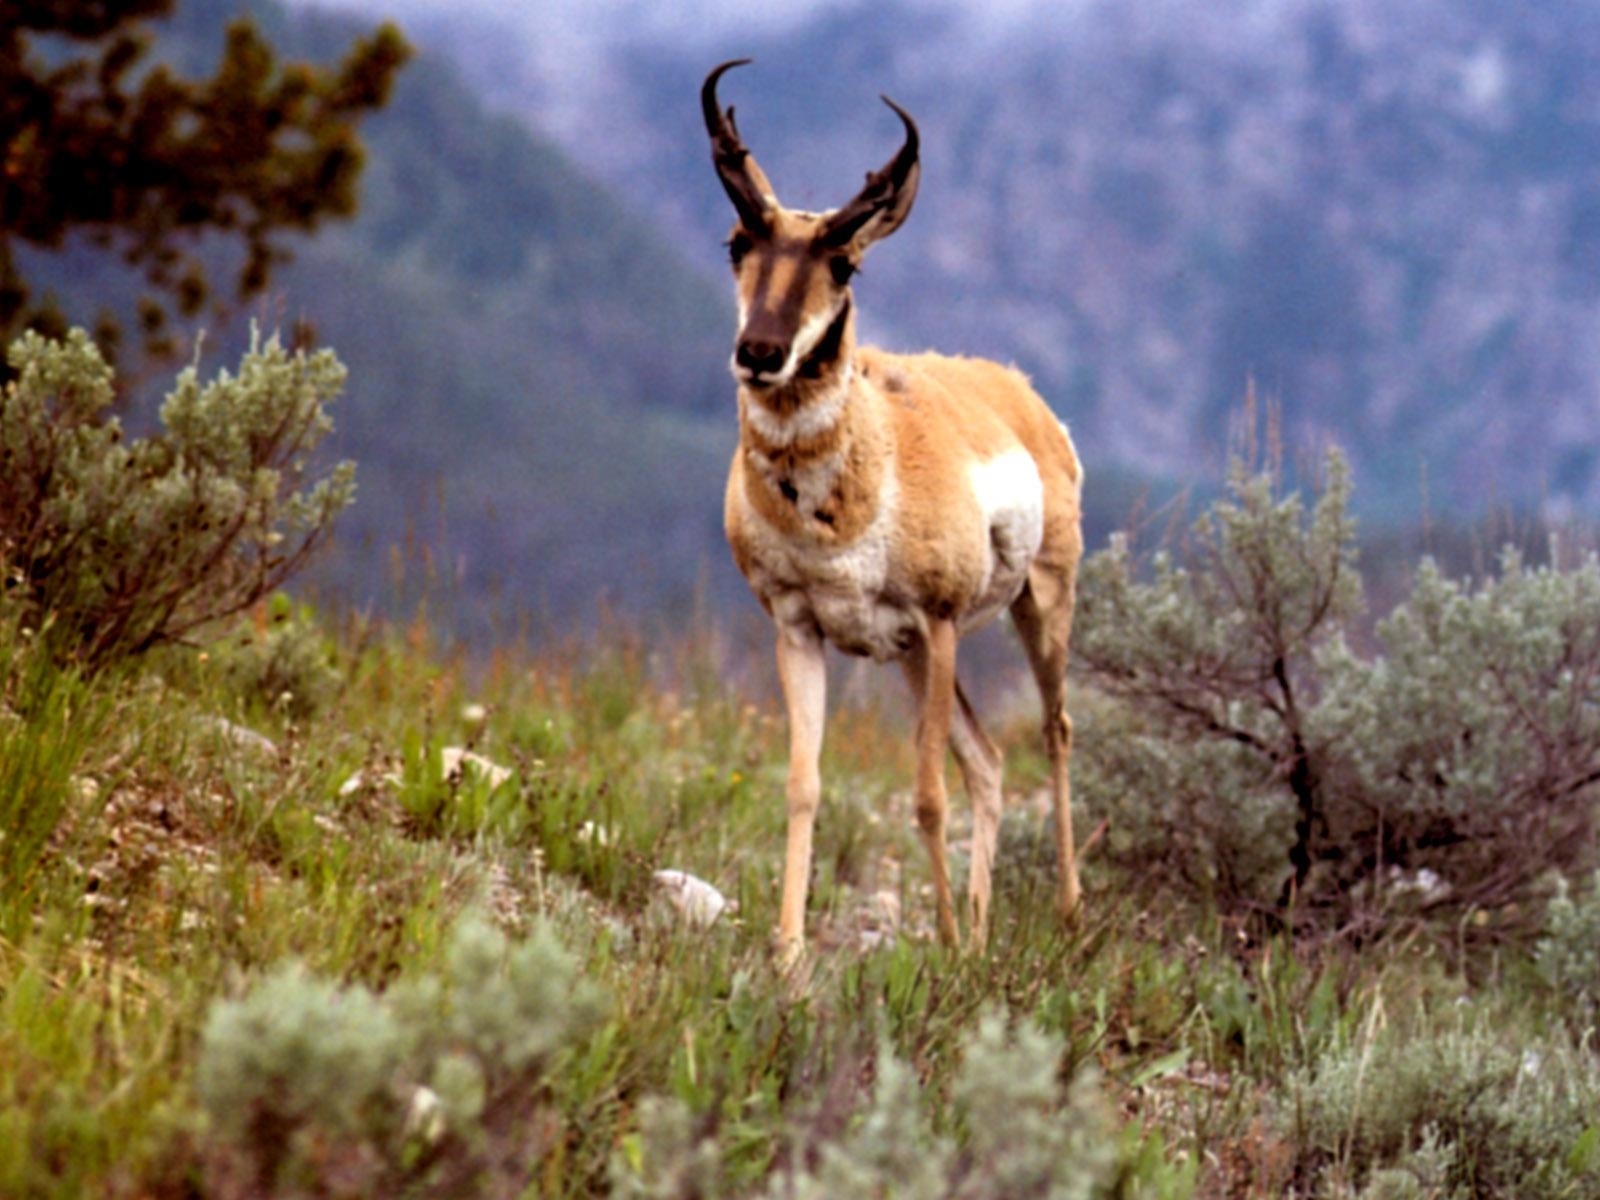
736;338;787;379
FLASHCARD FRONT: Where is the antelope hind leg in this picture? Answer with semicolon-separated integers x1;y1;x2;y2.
951;681;1003;947
1010;571;1081;920
902;619;962;948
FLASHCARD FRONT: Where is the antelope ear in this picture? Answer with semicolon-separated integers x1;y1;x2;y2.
702;59;777;234
822;96;920;250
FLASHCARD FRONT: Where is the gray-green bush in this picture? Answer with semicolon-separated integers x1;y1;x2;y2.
1075;453;1600;935
1285;1015;1600;1197
198;965;408;1178
197;915;601;1196
1314;551;1600;924
1074;454;1361;915
612;1011;1117;1200
1537;869;1600;1028
209;592;342;721
0;327;353;669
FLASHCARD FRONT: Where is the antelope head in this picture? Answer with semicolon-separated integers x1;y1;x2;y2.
702;59;921;390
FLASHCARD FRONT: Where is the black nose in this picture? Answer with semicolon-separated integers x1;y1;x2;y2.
736;338;787;378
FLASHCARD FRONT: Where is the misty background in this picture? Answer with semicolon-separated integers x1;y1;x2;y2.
40;0;1600;638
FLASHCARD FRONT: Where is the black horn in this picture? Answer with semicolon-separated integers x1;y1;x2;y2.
822;96;921;248
702;59;773;234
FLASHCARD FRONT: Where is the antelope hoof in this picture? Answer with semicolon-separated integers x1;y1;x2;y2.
773;932;807;975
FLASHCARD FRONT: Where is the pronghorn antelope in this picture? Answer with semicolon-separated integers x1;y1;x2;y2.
704;60;1083;957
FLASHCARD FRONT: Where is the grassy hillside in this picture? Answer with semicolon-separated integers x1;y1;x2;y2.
10;333;1597;1192
4;568;1600;1195
8;7;1600;1193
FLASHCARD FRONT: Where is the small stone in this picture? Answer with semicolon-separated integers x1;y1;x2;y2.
403;1085;446;1144
652;870;729;928
441;747;513;789
200;716;277;756
338;768;401;797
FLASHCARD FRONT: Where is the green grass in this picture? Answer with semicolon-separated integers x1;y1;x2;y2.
0;605;1595;1198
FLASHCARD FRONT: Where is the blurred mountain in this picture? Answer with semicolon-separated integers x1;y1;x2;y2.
363;0;1600;521
270;13;741;631
28;0;744;635
34;0;1600;640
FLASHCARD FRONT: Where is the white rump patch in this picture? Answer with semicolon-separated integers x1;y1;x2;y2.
965;448;1045;629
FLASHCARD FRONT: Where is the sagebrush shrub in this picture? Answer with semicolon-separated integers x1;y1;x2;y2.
612;1096;729;1200
197;965;407;1164
1075;450;1600;934
1071;700;1295;906
1286;1016;1600;1198
612;1010;1116;1200
1537;869;1600;1027
1073;453;1360;912
197;915;600;1196
1315;551;1600;921
946;1012;1117;1200
210;593;342;720
0;327;353;669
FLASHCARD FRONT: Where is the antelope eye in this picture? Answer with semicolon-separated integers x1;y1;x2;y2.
829;255;856;285
727;232;753;266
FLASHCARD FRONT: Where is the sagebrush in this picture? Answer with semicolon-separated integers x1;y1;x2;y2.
0;327;353;669
1075;452;1600;937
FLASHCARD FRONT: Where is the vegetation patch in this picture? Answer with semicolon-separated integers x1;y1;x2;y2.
3;328;1600;1197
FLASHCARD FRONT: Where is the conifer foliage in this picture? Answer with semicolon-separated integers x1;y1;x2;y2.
0;0;408;358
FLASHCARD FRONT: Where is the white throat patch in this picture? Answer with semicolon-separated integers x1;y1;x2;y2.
743;367;851;446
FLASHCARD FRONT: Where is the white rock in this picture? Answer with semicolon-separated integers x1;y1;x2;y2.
652;870;729;928
441;747;513;789
867;889;902;928
403;1085;446;1144
337;768;401;797
338;748;511;798
1387;866;1450;903
200;716;278;756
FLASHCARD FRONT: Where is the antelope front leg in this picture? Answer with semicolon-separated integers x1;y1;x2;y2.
775;626;827;965
910;618;961;948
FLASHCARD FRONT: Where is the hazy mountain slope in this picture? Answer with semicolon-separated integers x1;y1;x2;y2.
262;21;741;626
28;0;743;633
636;0;1600;515
394;0;1600;520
